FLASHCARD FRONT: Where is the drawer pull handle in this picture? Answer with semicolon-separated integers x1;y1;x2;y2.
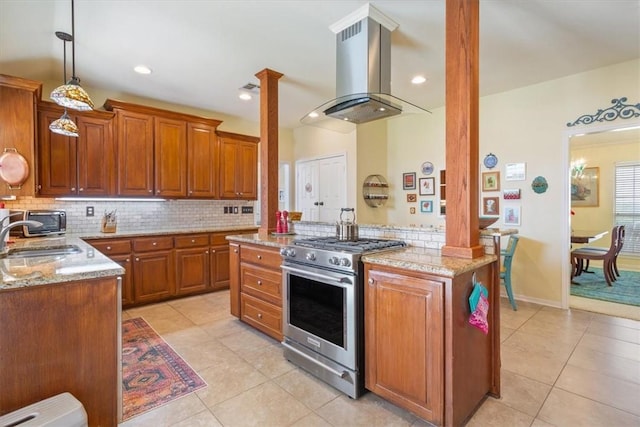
257;280;262;286
106;246;112;250
257;255;262;259
152;242;157;246
368;278;375;285
205;250;209;254
125;258;130;263
135;257;139;262
234;249;238;253
257;313;263;319
191;239;195;243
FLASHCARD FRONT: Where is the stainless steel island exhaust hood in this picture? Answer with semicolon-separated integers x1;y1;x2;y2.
301;4;429;132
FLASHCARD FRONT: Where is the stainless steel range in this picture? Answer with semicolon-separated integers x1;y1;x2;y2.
280;236;406;398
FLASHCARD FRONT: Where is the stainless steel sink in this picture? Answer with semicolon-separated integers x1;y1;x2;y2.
6;244;82;258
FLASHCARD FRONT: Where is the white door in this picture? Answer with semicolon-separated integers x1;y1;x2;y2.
296;154;347;223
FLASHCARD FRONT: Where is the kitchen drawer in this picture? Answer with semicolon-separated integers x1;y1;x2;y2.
88;239;132;255
174;234;209;248
133;236;174;252
240;244;282;270
240;263;282;305
210;232;228;246
240;293;282;341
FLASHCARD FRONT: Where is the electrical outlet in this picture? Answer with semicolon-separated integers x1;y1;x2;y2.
233;206;239;214
224;207;229;214
241;206;253;214
86;206;94;217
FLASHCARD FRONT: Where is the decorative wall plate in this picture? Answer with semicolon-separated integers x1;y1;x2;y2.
483;153;498;169
531;176;549;194
421;161;434;175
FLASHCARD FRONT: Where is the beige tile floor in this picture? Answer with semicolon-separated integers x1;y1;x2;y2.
120;291;640;427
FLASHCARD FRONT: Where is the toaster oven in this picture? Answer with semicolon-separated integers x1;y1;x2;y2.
9;210;67;237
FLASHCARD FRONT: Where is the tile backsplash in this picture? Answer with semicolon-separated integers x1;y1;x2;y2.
3;197;256;234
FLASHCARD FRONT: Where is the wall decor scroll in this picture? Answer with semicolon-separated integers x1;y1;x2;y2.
567;97;640;127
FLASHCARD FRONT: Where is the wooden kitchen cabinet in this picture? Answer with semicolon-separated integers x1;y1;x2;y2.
364;262;499;426
37;102;115;197
155;116;187;197
132;236;175;304
188;122;219;198
218;131;259;200
229;241;283;341
87;238;134;306
113;108;155;196
0;277;120;426
175;234;210;295
210;232;231;290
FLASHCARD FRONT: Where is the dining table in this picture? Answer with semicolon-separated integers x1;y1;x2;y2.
571;230;608;244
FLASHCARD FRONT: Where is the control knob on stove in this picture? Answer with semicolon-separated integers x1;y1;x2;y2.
280;248;296;257
306;252;316;261
328;256;339;265
339;258;351;267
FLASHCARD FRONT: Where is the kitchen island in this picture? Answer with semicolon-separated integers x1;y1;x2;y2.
228;230;501;426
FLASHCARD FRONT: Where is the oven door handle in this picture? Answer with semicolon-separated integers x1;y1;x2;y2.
281;265;353;285
282;341;348;379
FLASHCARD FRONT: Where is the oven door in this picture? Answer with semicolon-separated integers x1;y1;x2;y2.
282;263;358;370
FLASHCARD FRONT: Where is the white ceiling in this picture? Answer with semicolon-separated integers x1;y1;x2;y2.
1;0;639;130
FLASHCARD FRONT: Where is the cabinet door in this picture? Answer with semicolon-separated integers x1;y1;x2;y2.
133;250;175;303
76;115;115;196
117;110;154;196
365;266;444;424
210;244;230;290
188;122;218;198
155;117;187;197
237;141;258;199
219;137;238;198
111;254;134;307
175;247;210;295
37;109;77;196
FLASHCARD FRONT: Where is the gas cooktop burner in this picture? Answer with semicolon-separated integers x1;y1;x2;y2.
293;236;406;253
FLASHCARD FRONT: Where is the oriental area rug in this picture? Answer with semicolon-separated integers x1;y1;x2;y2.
571;268;640;307
122;317;207;420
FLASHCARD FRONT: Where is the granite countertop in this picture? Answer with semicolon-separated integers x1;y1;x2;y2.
361;246;498;278
227;232;498;277
0;236;124;290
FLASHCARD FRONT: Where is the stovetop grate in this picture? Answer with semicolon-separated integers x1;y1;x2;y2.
293;236;406;253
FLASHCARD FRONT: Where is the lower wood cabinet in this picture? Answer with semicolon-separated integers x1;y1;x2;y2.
364;262;500;427
86;229;256;308
0;277;120;426
229;241;283;341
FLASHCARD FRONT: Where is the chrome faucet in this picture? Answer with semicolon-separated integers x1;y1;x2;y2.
0;220;43;257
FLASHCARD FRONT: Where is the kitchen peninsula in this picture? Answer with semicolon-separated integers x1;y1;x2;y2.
227;222;510;426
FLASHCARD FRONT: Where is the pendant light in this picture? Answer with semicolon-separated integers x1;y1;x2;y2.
49;31;79;137
50;0;94;111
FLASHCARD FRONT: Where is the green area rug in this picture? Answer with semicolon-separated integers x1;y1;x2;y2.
571;268;640;307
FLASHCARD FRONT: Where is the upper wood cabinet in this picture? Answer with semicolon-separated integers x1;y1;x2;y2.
105;99;223;199
218;131;259;200
37;102;115;197
0;76;42;197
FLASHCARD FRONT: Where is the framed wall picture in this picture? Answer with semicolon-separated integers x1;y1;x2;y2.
407;193;417;202
410;207;416;214
419;177;435;195
503;205;521;226
503;188;521;200
505;162;526;181
420;200;433;213
403;172;416;190
482;171;500;191
482;196;500;216
571;167;599;207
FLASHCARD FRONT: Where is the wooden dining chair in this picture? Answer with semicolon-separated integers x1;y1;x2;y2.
577;225;625;279
500;235;520;311
571;225;620;286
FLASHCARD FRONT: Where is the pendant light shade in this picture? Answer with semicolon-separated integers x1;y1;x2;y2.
50;0;94;112
50;78;94;111
49;110;79;137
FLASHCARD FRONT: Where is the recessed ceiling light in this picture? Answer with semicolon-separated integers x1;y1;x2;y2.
308;112;319;118
411;75;426;84
134;65;152;75
239;92;252;101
